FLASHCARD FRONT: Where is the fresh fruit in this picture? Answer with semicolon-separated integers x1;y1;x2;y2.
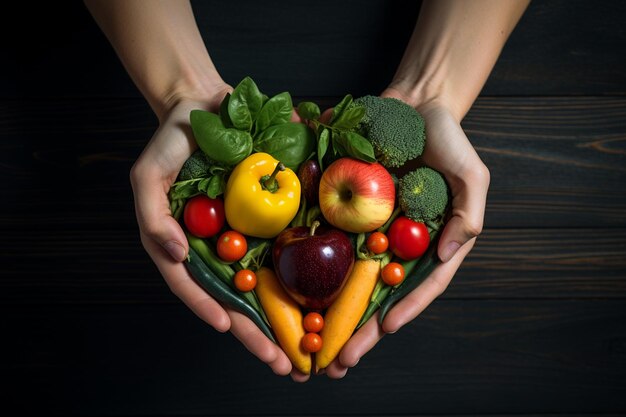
297;159;322;205
254;267;311;375
387;216;430;260
234;269;257;292
319;157;395;233
183;195;225;238
301;333;323;353
316;259;381;370
273;221;354;310
217;230;248;262
366;231;389;254
381;262;405;286
303;312;324;333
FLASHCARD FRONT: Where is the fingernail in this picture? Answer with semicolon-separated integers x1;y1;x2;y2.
164;241;186;262
441;241;461;262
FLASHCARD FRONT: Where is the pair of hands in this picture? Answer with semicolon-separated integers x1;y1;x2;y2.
130;85;489;382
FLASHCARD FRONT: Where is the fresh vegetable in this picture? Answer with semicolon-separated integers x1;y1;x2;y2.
190;109;253;166
178;149;214;181
301;333;323;353
186;233;267;324
185;246;275;343
183;195;225;238
388;216;430;261
303;312;324;333
224;152;301;238
381;262;405;286
398;167;450;223
254;122;316;171
316;258;380;370
217;230;248;262
366;231;389;255
255;267;311;375
351;95;426;168
234;269;257;292
378;232;442;324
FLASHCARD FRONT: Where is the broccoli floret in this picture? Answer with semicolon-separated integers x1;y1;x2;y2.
398;167;449;222
178;149;213;181
353;95;425;168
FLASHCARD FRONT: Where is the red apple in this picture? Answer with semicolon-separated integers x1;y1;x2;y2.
319;158;395;233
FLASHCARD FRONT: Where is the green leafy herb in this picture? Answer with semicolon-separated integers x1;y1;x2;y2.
254;122;316;170
228;77;264;131
254;91;293;134
190;110;253;166
297;101;321;121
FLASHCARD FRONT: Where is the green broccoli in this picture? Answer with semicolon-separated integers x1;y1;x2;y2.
178;149;213;181
353;95;426;168
398;167;449;223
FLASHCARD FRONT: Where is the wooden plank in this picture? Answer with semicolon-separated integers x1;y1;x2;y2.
1;96;625;228
4;300;626;415
1;228;624;304
2;1;626;99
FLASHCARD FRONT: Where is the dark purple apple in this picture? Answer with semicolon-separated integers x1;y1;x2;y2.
297;159;322;205
273;221;354;309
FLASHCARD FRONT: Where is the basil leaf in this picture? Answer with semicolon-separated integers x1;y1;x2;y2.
332;131;348;157
190;110;253;166
317;127;330;170
331;105;365;130
219;93;233;128
297;101;321;121
228;77;264;131
254;92;293;134
169;178;202;200
337;131;376;162
254;122;316;171
330;94;353;124
202;174;225;199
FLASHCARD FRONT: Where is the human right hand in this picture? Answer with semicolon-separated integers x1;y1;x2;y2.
130;90;304;379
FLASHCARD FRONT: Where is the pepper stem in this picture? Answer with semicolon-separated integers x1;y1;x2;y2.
261;162;285;193
260;162;285;193
309;220;320;236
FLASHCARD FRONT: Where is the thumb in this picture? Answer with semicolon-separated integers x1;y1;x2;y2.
130;164;188;261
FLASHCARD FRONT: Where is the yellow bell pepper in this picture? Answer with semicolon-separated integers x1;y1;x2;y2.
224;152;301;238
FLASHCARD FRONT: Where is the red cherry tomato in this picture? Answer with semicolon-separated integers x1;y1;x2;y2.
303;312;324;333
183;195;225;238
366;231;389;254
234;269;257;292
387;216;430;261
381;262;405;286
301;333;323;353
216;230;247;262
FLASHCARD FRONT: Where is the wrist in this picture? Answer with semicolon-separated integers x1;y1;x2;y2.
157;77;232;123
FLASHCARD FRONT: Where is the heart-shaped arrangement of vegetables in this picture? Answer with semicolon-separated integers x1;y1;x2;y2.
169;77;450;375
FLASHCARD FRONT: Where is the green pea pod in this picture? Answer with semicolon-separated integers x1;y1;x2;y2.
186;246;276;343
378;233;442;325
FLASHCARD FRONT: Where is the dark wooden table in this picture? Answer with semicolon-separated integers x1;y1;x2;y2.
2;1;626;415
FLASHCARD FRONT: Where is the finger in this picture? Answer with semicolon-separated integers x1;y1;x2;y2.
290;369;311;383
438;167;489;263
382;239;474;334
338;312;385;368
141;233;231;332
291;107;303;123
324;360;348;379
228;310;293;376
131;163;189;262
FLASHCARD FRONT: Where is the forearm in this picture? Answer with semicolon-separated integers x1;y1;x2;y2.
84;0;227;120
389;0;529;121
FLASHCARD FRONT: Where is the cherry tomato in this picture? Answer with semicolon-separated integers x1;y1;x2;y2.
234;269;257;292
303;312;324;333
366;231;389;254
216;230;247;262
381;262;405;286
301;333;323;353
387;216;430;260
183;195;225;238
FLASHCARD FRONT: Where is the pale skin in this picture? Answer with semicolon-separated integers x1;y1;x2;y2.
85;0;530;381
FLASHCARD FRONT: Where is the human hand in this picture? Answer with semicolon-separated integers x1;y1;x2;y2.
130;90;308;380
323;90;489;378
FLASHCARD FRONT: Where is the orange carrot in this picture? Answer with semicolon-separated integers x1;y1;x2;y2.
255;267;311;375
316;259;380;370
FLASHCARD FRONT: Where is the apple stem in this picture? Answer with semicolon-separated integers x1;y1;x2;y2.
261;162;285;193
309;220;320;236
